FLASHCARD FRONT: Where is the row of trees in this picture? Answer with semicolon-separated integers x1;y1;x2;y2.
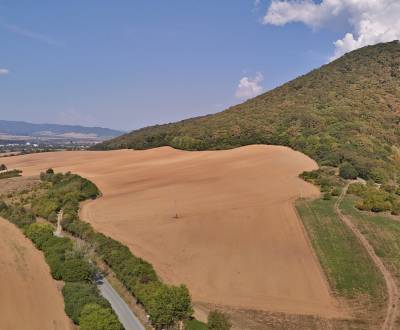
0;188;123;330
20;221;123;329
347;183;400;214
35;170;194;329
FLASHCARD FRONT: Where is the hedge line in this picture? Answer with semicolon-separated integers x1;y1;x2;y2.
0;201;123;330
35;170;193;329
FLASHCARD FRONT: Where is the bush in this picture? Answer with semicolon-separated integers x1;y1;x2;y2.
207;310;232;330
24;223;54;249
63;282;110;324
61;257;94;282
331;187;341;196
79;303;123;330
339;162;358;180
323;192;332;200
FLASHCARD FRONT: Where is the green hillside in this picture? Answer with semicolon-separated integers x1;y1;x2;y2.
94;41;400;183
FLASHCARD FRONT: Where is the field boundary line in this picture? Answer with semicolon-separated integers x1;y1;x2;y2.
335;184;399;330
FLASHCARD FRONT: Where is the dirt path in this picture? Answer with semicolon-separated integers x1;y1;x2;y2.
335;184;399;330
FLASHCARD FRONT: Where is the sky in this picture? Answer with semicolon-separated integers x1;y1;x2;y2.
0;0;399;131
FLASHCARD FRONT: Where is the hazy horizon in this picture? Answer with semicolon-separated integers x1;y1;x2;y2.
1;1;399;131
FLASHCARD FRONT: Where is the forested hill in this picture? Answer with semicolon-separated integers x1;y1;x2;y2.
94;41;400;182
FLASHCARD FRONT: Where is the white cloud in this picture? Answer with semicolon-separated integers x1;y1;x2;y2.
264;0;400;60
235;73;264;99
0;68;9;75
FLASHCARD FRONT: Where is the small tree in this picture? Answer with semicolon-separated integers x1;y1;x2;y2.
207;310;231;330
79;303;123;330
339;162;358;180
0;164;7;171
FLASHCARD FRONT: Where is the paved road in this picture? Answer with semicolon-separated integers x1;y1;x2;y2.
97;276;146;330
54;210;146;330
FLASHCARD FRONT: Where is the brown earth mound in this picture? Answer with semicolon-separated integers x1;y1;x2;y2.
0;218;72;330
4;145;343;318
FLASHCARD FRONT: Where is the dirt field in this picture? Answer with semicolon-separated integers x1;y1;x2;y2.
4;145;344;318
0;218;72;330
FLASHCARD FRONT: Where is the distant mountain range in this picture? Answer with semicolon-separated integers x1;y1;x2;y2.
94;41;400;182
0;120;123;141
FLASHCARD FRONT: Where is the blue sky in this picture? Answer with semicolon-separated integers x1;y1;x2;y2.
0;0;394;131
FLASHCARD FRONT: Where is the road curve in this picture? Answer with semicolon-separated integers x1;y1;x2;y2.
335;184;399;330
97;276;146;330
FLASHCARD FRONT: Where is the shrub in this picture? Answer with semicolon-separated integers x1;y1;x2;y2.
79;304;123;330
323;192;332;200
207;310;232;330
24;223;54;249
339;162;358;180
62;282;110;324
61;257;94;282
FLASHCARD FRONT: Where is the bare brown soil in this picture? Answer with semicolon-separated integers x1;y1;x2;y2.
0;218;72;330
0;175;39;196
4;145;344;318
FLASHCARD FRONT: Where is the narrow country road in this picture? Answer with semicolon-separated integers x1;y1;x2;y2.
54;210;146;330
96;276;145;330
335;184;399;330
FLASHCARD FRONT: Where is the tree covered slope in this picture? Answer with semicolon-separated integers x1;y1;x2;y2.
94;41;400;182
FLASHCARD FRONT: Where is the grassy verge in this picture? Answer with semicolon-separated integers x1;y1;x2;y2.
296;198;385;300
184;319;207;330
340;196;400;283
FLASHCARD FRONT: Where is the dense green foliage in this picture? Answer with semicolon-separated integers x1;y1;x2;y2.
0;201;35;228
95;41;400;183
35;170;193;329
296;198;385;299
62;282;111;324
32;170;99;219
348;182;400;213
0;202;122;329
24;223;94;283
75;303;123;330
339;162;358;180
207;311;232;330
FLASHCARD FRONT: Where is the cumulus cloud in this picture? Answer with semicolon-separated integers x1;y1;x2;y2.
0;68;9;75
235;73;264;99
264;0;400;60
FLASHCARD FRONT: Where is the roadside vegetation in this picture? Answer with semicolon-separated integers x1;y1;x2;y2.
0;202;122;329
28;169;194;329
